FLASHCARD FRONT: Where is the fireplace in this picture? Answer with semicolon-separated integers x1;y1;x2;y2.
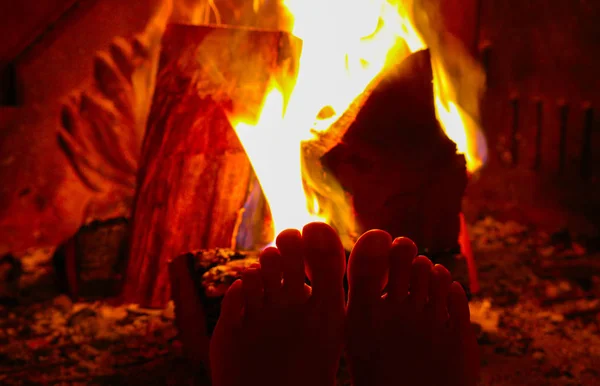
466;0;600;232
1;0;599;384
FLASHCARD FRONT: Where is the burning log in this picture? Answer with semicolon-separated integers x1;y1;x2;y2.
122;25;301;308
322;49;468;253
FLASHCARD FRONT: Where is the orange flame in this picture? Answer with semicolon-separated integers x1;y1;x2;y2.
229;0;487;246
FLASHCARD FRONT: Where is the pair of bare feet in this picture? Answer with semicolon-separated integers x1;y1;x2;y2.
210;223;479;386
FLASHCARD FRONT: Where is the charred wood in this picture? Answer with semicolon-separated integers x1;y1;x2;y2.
322;49;468;253
169;248;258;366
55;218;129;300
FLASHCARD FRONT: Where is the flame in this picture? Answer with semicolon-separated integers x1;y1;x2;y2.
431;50;488;172
228;0;487;246
231;84;325;238
281;0;414;136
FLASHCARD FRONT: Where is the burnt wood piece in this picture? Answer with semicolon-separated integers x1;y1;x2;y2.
197;249;259;334
0;254;22;300
322;49;468;253
169;249;258;366
57;218;129;300
123;25;301;308
168;253;210;372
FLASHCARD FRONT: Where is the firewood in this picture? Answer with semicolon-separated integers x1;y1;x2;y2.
321;49;468;253
123;25;301;308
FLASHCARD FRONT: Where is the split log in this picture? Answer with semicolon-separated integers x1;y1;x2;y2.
322;49;468;253
122;25;301;308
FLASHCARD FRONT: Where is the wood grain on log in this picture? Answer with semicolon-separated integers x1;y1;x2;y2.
123;24;301;308
322;49;468;253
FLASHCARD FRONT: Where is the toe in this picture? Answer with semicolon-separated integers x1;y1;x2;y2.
387;237;417;303
448;281;471;332
242;267;264;317
429;264;452;323
346;230;391;382
210;279;244;384
276;229;306;304
448;281;480;384
347;230;392;306
217;279;244;328
409;255;433;312
302;222;345;301
259;247;282;300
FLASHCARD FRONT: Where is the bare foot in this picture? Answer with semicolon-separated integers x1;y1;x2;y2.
209;222;346;386
345;230;480;386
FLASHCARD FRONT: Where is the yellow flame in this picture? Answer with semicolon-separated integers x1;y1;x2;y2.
230;0;486;245
282;0;415;136
232;84;325;237
432;59;486;172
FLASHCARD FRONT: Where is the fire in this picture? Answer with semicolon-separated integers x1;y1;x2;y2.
232;84;325;237
228;0;487;246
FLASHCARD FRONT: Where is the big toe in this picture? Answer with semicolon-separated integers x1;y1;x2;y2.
302;222;346;302
347;230;392;307
345;229;392;382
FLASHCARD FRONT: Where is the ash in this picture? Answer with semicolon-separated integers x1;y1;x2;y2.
467;217;600;386
0;298;192;385
1;217;599;385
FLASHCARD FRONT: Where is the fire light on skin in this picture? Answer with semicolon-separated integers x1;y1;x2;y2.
230;0;487;245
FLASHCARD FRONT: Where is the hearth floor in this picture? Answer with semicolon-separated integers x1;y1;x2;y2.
1;217;599;385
